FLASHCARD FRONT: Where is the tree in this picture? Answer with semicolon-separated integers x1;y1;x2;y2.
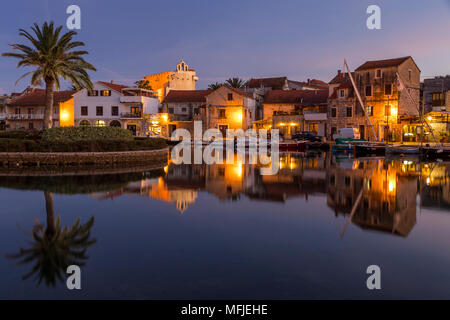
225;77;246;89
6;191;96;287
208;82;223;90
2;21;96;128
135;79;153;91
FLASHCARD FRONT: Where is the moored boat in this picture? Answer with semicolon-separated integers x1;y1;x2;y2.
354;143;387;157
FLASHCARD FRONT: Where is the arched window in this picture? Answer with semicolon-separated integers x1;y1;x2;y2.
79;120;90;126
94;120;106;127
110;120;121;127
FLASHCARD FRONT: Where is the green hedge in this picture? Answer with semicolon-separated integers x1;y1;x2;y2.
0;130;42;140
41;126;134;142
0;137;166;152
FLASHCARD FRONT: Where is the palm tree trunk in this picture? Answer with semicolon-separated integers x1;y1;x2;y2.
44;191;56;237
44;78;55;129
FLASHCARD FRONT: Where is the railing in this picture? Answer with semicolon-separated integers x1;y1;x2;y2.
120;112;142;118
5;114;46;120
169;114;192;121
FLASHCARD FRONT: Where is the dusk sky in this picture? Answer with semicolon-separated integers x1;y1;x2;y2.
1;0;450;94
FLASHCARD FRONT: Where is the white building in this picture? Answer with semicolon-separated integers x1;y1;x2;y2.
73;81;160;135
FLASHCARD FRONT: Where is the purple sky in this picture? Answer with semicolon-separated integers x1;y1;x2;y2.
1;0;450;94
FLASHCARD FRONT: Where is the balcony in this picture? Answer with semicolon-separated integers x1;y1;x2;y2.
5;114;47;120
169;114;192;121
120;112;142;119
120;96;144;104
304;112;327;121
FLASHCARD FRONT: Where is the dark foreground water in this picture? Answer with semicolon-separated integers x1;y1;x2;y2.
0;152;449;299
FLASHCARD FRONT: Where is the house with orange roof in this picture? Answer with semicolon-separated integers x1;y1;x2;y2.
161;85;256;137
261;89;328;138
4;88;76;130
73;81;160;136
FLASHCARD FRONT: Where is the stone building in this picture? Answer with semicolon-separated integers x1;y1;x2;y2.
260;89;328;138
143;60;199;102
327;56;421;142
422;75;450;141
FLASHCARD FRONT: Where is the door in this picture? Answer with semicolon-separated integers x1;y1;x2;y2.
359;125;365;140
127;125;137;136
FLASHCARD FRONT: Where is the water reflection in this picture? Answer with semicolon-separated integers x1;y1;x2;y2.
6;192;96;287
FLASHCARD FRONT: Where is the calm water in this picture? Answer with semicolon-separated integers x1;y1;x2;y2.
0;152;449;299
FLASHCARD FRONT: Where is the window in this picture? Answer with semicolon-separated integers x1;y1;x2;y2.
15;108;20;114
111;106;119;116
54;107;59;115
194;108;199;115
81;106;88;116
28;122;34;129
408;70;412;81
100;90;111;96
432;92;445;106
88;90;99;96
331;108;337;118
227;93;233;101
219;109;226;118
366;105;373;116
168;108;174;114
365;85;372;97
346;107;352;117
345;176;351;186
385;84;392;95
94;120;106;127
27;108;34;114
385;105;391;116
80;120;90;126
376;69;382;78
130;106;140;115
339;89;345;97
181;107;187;112
96;106;103;116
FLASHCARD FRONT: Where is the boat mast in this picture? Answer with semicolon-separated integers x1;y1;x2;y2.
344;59;378;141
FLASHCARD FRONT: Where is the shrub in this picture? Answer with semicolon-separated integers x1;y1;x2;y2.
0;136;166;153
41;126;134;142
0;130;42;140
0;138;39;152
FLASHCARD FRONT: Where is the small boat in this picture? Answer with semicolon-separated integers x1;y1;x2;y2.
421;146;450;160
354;143;387;157
279;140;306;151
332;138;366;153
386;145;421;155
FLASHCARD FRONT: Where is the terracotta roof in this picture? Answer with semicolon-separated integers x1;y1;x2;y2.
97;81;130;93
264;89;328;105
162;90;212;103
355;56;411;71
221;85;254;98
8;89;75;106
246;77;288;90
329;71;354;84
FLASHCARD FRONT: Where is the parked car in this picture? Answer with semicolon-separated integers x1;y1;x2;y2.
292;132;322;142
146;131;163;139
332;128;360;140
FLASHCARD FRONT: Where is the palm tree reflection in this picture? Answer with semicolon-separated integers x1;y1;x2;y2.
7;191;96;287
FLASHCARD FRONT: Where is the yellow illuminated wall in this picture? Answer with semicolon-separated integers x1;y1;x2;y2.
59;97;75;127
143;71;171;102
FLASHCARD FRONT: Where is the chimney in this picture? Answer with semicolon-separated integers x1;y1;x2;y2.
111;80;114;84
337;70;341;76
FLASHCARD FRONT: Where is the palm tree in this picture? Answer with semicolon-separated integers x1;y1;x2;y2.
208;82;223;90
2;21;96;128
6;191;96;287
225;77;246;89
